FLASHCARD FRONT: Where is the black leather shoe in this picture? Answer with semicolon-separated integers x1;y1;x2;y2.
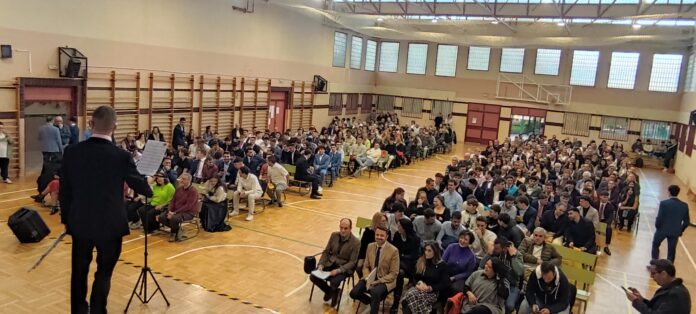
315;192;323;196
323;291;331;302
604;247;612;256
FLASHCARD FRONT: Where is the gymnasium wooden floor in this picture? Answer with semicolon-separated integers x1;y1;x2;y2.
1;143;695;314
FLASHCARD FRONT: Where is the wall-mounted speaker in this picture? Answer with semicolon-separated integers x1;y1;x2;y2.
0;45;11;59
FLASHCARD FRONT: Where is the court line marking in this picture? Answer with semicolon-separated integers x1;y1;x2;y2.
321;189;385;201
0;188;35;196
165;244;309;297
0;196;32;203
636;168;696;273
383;171;427;179
122;235;144;244
380;172;420;189
284;204;346;218
623;272;632;314
286;199;377;207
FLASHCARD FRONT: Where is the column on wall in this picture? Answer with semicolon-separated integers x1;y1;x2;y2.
289;80;314;130
239;78;270;130
199;76;236;138
0;80;20;178
86;71;141;141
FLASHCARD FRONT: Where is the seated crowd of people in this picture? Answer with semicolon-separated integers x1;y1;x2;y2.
114;112;456;242
312;133;649;314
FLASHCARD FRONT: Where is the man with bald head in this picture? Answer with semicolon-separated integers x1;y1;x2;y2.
311;218;360;307
60;105;152;314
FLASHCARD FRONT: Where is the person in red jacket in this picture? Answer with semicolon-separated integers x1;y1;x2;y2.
157;172;199;242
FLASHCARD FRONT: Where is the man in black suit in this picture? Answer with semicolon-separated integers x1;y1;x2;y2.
172;117;187;149
652;185;691;263
484;178;508;206
295;150;322;199
281;144;299;165
597;191;616;256
243;148;265;176
60;106;152;314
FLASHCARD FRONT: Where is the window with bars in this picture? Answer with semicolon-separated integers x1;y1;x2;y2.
328;93;343;115
431;100;453;120
407;43;428;75
401;98;424;118
379;42;399;72
641;120;671;141
649;54;683;92
535;48;562;76
377;95;395;111
600;116;629;141
570;50;600;86
350;36;363;70
360;94;373;113
500;48;525;73
332;32;347;67
365;40;377;71
436;45;458;77
608;52;640;89
345;93;359;115
467;46;491;71
562;113;591;137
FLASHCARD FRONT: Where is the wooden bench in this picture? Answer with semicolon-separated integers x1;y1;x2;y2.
282;164;311;195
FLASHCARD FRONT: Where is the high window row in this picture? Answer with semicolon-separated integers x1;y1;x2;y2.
332;32;684;93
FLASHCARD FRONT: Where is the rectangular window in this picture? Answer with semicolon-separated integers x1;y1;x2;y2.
328;93;343;115
600;116;629;141
562;113;591;137
350;36;363;70
535;48;562;76
407;43;428;75
379;42;399;73
570;50;600;86
332;32;347;67
649;53;683;92
360;94;373;113
685;53;696;92
431;100;453;120
377;95;395;111
365;40;378;71
608;52;640;89
436;45;458;77
401;98;424;118
500;48;525;73
467;46;491;71
345;93;359;115
641;120;671;141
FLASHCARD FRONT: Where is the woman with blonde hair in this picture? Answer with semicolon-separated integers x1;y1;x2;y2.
399;243;449;314
407;190;430;219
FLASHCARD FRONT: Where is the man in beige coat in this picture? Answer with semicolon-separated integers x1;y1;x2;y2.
349;226;400;314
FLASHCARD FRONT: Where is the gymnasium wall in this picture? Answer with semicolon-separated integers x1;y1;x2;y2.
0;0;375;125
674;93;696;194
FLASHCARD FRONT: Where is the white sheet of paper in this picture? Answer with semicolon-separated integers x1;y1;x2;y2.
136;140;168;176
311;269;331;280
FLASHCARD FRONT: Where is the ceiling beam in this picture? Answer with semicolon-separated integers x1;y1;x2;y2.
472;0;517;33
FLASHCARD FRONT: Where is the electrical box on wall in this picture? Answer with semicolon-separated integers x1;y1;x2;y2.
0;45;11;58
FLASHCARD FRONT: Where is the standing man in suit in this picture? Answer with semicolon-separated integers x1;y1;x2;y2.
172;117;187;149
652;185;690;263
295;150;322;199
597;191;616;256
60;106;152;314
38;115;63;163
349;226;400;314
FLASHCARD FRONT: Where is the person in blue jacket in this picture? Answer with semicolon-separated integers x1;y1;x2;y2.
651;185;691;263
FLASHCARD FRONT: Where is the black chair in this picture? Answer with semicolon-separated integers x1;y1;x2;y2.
308;271;355;312
354;286;395;314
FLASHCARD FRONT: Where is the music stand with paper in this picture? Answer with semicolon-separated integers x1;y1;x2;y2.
126;139;170;312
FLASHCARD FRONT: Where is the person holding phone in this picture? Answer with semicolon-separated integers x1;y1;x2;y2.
625;259;691;314
518;262;573;314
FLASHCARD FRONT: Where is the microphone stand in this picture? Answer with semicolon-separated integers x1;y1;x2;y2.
125;195;170;312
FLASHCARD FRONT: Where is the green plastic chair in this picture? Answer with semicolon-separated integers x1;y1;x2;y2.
561;264;596;314
356;216;371;236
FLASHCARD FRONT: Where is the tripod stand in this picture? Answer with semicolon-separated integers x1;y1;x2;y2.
125;204;170;312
